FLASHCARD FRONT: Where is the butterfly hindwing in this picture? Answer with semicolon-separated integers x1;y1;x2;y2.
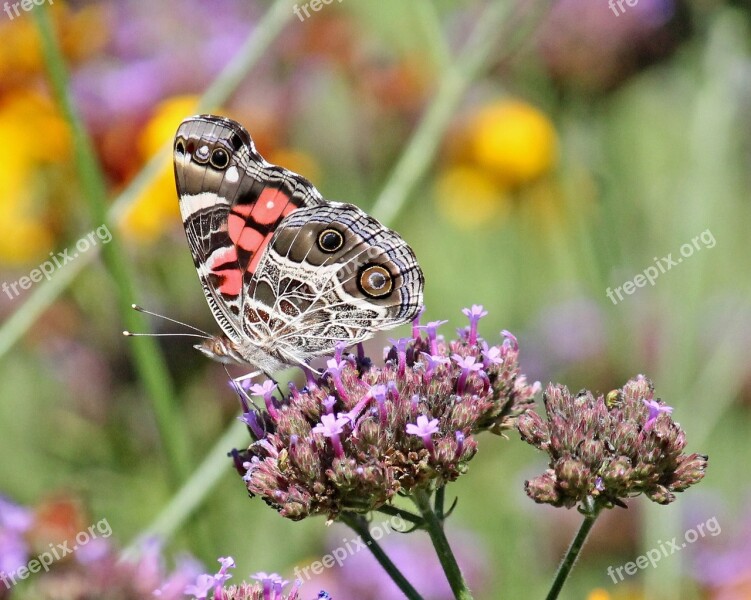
243;202;424;362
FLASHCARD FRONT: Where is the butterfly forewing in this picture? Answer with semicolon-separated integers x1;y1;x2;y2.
174;114;424;372
174;115;322;344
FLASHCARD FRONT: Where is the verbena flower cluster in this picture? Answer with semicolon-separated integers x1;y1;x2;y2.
185;558;329;600
517;375;708;509
235;306;539;521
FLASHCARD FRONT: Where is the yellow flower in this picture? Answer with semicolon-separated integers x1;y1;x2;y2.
0;90;69;264
468;100;558;186
122;96;203;242
0;90;70;163
587;589;612;600
434;165;510;229
0;202;54;265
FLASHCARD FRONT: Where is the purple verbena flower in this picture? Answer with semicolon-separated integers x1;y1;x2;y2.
388;338;410;376
0;496;32;577
452;354;484;395
237;306;537;521
249;381;279;421
312;414;349;458
372;384;389;426
643;398;673;430
322;396;337;415
406;415;440;455
324;358;349;401
481;345;503;368
462;305;488;345
416;320;448;355
411;305;426;340
500;330;518;351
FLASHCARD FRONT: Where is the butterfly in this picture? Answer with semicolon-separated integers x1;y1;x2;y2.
173;115;424;376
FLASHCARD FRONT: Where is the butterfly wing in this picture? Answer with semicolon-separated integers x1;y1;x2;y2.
174;115;323;345
244;201;425;364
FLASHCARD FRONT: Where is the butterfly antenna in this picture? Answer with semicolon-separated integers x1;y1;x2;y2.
123;304;210;338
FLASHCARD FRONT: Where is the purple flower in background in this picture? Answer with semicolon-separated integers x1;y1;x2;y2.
0;496;32;577
536;0;685;93
691;503;751;597
71;0;253;127
302;526;489;600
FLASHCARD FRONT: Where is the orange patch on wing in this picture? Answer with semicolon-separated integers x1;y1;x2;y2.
233;203;254;218
236;227;266;254
253;188;291;226
228;213;246;244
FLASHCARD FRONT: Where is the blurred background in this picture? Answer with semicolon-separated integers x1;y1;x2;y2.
0;0;750;598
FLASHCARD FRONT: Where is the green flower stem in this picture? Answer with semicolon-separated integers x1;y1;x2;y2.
0;0;293;362
33;8;192;488
434;485;446;521
340;512;424;600
412;489;473;600
544;501;604;600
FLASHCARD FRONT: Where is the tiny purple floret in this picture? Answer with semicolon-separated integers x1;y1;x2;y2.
406;414;440;455
462;304;488;345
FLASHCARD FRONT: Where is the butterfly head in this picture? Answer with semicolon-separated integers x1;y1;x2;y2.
194;334;247;365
